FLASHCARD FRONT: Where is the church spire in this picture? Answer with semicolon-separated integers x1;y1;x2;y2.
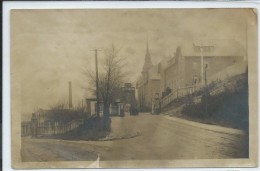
142;38;152;73
146;38;150;55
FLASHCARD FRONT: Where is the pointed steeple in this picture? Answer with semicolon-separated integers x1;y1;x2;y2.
146;38;150;55
142;38;152;73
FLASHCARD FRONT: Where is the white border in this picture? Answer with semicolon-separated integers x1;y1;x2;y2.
3;1;260;171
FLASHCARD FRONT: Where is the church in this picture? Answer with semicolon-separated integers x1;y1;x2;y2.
136;41;160;112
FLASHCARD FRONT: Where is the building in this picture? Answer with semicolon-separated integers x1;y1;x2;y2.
86;83;136;116
120;83;136;112
31;113;38;137
136;41;161;112
159;39;246;108
86;98;125;117
21;121;31;137
86;98;104;117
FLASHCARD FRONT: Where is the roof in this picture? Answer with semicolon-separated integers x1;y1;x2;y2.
180;39;246;57
136;65;160;87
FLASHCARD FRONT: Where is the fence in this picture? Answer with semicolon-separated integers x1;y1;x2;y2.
22;119;84;137
161;86;198;108
161;73;247;109
36;119;84;136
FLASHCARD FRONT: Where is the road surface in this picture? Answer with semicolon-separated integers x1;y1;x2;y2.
21;113;248;162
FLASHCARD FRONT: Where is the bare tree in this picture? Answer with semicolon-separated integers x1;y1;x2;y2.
86;45;127;128
48;101;86;123
48;101;67;123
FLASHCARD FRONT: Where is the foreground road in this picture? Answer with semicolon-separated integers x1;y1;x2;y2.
21;113;248;162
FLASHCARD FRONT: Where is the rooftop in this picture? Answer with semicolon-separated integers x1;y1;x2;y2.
180;39;246;57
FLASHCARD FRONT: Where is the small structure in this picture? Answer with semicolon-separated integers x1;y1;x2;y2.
86;98;124;117
120;83;137;112
86;98;103;117
110;99;124;116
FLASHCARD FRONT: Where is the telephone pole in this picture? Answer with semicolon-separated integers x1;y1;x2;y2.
91;48;102;118
200;46;204;85
69;81;72;109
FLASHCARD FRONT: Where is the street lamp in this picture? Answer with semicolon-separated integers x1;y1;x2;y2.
200;46;204;84
204;63;209;116
205;63;208;86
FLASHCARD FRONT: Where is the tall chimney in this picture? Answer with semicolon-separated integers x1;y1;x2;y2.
69;81;72;108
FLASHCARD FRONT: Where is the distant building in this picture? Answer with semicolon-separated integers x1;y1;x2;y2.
120;83;136;112
31;113;38;137
136;41;161;112
21;121;31;137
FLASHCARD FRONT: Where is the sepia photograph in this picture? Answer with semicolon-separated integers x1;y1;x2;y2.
10;8;258;168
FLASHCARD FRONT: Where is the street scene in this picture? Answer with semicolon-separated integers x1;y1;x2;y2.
11;8;257;167
22;113;247;162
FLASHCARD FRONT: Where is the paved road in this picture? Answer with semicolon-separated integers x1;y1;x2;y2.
21;113;248;162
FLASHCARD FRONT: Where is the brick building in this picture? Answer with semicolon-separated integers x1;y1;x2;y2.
159;39;246;97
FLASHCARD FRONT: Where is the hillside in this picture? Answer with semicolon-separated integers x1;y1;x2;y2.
163;72;249;131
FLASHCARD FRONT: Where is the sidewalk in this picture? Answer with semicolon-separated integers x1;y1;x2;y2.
164;115;245;135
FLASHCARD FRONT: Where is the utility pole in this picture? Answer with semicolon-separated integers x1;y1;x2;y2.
245;19;248;61
91;48;102;118
200;46;204;85
69;81;72;109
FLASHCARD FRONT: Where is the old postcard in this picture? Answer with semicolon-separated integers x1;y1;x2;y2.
11;8;258;169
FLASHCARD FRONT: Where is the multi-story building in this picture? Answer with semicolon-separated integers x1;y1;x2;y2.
159;39;246;96
136;41;160;112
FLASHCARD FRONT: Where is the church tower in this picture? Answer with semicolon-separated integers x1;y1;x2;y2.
142;39;153;74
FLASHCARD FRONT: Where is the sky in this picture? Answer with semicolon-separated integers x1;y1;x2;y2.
10;9;255;121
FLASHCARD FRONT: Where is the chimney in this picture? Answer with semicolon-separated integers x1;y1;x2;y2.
69;81;72;109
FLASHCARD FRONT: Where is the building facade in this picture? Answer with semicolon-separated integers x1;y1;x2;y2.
157;39;246;109
159;39;246;97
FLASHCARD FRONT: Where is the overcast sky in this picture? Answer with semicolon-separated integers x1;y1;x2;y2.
10;9;255;120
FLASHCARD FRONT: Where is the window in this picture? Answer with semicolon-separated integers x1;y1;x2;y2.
193;62;198;69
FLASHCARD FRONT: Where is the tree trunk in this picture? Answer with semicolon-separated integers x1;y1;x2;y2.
102;102;110;130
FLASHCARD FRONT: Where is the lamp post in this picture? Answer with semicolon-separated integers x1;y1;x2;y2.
200;46;204;84
204;63;209;116
205;63;208;87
